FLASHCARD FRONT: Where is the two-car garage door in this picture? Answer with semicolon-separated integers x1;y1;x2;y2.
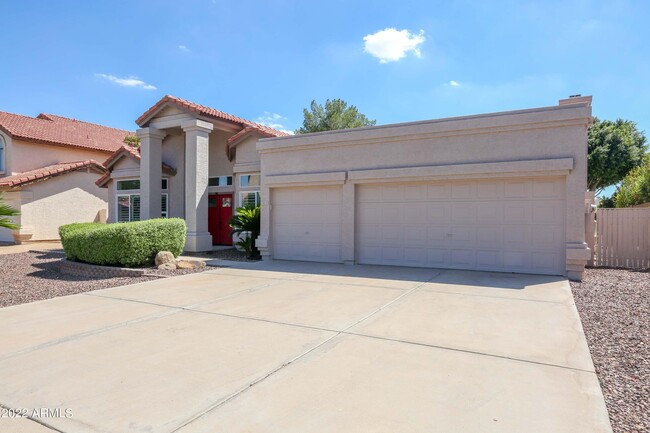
271;177;566;275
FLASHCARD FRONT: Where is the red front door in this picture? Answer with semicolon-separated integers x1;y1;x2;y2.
208;194;233;245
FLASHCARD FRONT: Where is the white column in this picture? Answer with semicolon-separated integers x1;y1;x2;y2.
257;182;271;259
341;181;355;264
138;127;166;220
182;119;214;252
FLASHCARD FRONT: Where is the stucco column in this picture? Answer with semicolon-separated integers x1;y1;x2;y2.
182;119;213;252
341;181;355;264
257;182;271;260
138;127;166;220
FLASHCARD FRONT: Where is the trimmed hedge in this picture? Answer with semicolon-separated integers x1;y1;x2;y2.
59;218;187;267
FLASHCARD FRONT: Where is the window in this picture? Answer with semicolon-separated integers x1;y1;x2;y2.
240;191;261;207
117;194;141;222
161;193;168;218
117;179;140;191
117;178;167;191
116;194;167;222
208;175;232;187
0;135;5;172
240;174;260;187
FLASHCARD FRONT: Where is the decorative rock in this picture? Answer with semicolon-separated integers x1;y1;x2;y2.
176;260;206;270
157;263;177;271
155;251;175;267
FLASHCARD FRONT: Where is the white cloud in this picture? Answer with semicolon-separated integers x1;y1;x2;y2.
449;80;460;87
95;74;157;90
255;112;293;134
178;45;190;52
363;28;425;63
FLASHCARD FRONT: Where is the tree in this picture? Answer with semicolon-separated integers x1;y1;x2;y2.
123;135;141;148
613;160;650;207
0;193;19;230
588;117;647;194
296;99;376;134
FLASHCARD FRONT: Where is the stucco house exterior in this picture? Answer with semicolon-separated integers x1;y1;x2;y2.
125;95;593;280
255;96;593;280
0;111;129;243
97;95;288;250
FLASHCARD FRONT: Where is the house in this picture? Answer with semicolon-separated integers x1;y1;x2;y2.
0;111;130;243
120;95;592;280
97;95;288;250
254;96;594;281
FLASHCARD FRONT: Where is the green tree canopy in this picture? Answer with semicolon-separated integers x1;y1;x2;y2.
296;99;376;134
613;159;650;207
588;117;647;193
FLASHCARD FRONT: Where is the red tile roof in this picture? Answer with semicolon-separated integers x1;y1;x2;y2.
136;95;290;139
0;111;133;154
0;160;107;189
96;145;176;187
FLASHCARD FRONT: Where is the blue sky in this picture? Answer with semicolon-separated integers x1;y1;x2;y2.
1;0;648;141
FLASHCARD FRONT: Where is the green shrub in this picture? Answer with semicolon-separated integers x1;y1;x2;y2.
59;218;186;267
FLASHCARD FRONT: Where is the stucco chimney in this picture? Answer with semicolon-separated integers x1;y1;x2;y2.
559;95;593;106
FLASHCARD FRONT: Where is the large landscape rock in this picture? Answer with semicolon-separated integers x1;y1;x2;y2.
155;251;175;267
176;260;206;270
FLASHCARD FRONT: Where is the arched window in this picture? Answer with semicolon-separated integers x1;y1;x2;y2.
0;135;5;173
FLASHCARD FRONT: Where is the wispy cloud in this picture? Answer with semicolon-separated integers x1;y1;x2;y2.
178;45;190;53
95;73;157;90
363;28;426;63
449;80;460;87
255;112;293;134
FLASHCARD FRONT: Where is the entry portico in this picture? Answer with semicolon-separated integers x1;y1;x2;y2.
97;95;288;251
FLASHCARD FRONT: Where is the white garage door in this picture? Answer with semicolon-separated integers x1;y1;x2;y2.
271;186;342;262
357;177;566;275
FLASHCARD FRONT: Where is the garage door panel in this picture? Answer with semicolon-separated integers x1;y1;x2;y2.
357;178;565;275
272;186;342;263
427;183;450;200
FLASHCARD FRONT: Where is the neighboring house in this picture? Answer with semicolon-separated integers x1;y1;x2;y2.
0;111;130;242
98;95;288;250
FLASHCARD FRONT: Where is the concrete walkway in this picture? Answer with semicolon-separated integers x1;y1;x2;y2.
0;261;611;433
0;241;63;255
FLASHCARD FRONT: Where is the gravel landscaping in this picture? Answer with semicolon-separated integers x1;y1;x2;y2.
0;251;209;308
571;268;649;433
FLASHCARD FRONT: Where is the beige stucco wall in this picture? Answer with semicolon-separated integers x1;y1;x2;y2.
7;139;111;174
257;99;593;279
17;171;107;240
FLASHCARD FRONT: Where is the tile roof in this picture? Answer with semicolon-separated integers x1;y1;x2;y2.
0;160;107;189
96;145;176;187
136;95;290;138
0;111;133;153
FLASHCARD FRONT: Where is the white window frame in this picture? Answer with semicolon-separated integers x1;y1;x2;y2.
239;191;261;207
115;177;169;221
208;175;233;187
0;135;5;173
239;173;260;188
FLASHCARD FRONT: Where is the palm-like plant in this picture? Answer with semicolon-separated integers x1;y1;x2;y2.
0;193;19;230
228;205;261;259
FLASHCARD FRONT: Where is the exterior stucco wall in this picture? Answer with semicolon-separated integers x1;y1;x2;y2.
19;171;108;240
209;130;235;178
8;139;110;174
257;100;592;279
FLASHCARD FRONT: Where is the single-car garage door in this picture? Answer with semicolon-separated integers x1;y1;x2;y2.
356;177;566;275
271;186;342;262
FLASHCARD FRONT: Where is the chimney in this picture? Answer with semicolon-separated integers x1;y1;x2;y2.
559;95;592;106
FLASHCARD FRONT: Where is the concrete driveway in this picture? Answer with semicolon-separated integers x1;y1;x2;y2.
0;261;611;433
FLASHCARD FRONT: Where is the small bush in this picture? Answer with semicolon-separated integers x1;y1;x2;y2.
59;218;187;267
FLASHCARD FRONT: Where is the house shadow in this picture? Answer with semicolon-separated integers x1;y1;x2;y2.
208;259;567;291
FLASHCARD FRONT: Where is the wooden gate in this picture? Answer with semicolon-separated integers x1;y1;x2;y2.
593;208;650;268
